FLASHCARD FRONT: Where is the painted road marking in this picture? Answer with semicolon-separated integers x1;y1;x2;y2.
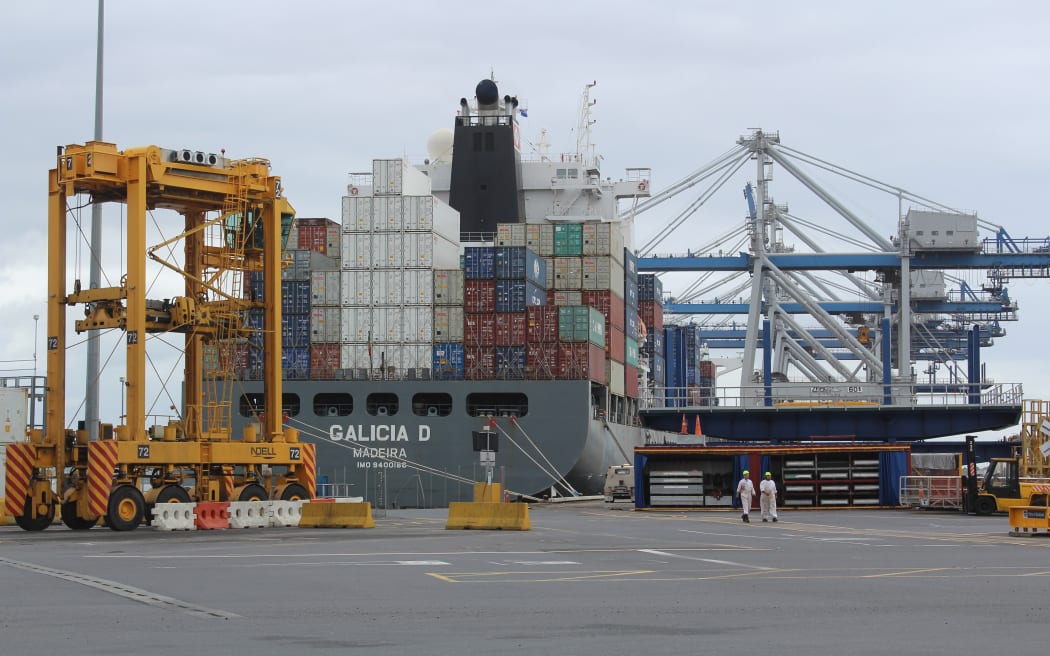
0;556;239;619
639;549;777;570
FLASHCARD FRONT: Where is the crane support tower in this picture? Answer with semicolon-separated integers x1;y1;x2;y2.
4;141;315;531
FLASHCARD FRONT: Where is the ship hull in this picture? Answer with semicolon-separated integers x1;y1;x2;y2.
230;378;643;507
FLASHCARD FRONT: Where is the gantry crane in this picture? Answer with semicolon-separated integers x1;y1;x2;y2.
4;141;315;531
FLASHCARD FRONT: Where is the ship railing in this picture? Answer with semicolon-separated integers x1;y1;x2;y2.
315;482;362;500
644;382;1024;409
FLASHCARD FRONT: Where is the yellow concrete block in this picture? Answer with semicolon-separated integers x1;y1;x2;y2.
1008;505;1050;535
446;502;530;531
299;501;375;528
473;483;502;502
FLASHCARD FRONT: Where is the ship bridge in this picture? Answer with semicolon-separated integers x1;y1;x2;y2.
627;130;1035;441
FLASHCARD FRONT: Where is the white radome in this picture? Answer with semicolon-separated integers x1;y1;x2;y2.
426;128;454;163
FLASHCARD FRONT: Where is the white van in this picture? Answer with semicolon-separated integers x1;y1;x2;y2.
604;465;635;502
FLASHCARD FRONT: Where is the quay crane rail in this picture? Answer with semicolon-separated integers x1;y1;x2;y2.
4;141;315;531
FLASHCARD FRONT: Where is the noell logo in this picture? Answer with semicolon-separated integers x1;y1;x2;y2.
250;446;278;460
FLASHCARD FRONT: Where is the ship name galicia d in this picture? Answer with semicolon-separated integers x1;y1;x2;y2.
328;424;431;442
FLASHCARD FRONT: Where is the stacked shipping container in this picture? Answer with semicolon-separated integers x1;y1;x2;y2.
339;159;459;377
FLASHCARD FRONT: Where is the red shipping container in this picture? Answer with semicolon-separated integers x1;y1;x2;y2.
624;364;639;398
582;290;625;331
219;342;250;370
557;342;607;384
495;313;527;346
297;224;329;255
639;300;664;333
465;280;496;313
465;312;496;346
606;326;625;363
526;343;559;379
700;360;716;377
465;346;495;380
526;306;559;343
310;343;341;370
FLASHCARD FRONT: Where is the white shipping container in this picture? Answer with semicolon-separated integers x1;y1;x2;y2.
340;270;372;306
310;271;341;306
526;223;555;256
0;387;28;444
434;269;465;305
373;307;404;342
582;222;625;261
433;306;465;341
373;268;403;305
311;307;343;343
554;256;583;290
582;256;625;291
497;223;527;247
341;342;429;372
403;232;433;268
326;225;341;257
341;196;373;232
403;306;434;342
373;232;403;268
432;198;460;242
372;196;405;231
405;269;433;305
340;306;373;342
340;343;374;370
402;196;434;231
401;342;433;370
373;158;433;196
340;232;373;269
607;360;626;397
433;233;460;268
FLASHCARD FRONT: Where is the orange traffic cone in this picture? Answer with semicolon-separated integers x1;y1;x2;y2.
680;414;688;434
695;417;703;436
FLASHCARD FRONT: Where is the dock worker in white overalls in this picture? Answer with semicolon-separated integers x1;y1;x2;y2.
737;470;755;523
760;471;779;523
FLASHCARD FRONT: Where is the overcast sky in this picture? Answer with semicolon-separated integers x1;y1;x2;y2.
2;1;1049;436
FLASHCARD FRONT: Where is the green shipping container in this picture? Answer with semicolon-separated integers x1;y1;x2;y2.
553;223;583;256
625;337;638;366
558;305;605;347
587;306;605;348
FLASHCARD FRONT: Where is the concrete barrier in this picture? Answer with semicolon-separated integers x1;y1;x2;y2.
299;501;375;528
194;502;230;530
228;501;269;529
446;502;530;531
268;500;304;527
152;503;196;531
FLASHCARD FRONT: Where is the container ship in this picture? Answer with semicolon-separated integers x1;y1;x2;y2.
222;79;670;507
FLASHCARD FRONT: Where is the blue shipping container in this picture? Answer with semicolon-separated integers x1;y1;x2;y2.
281;346;310;370
495;246;547;288
625;312;640;341
282;313;310;346
638;274;663;303
495;346;526;379
624;277;638;309
495;280;547;312
433;343;465;380
464;246;496;279
623;248;638;280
